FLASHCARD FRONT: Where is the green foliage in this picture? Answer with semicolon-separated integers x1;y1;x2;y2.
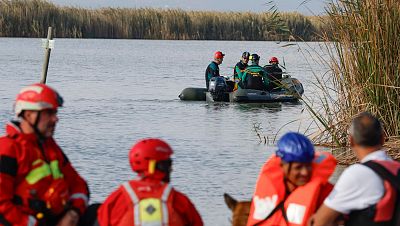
0;0;326;40
307;0;400;159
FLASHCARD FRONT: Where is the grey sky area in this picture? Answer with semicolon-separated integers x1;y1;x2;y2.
47;0;329;15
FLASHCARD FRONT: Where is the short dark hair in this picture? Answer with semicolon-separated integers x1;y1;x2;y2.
349;112;383;147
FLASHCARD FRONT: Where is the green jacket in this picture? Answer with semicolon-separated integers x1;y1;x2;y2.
205;61;220;89
234;61;248;81
241;64;269;90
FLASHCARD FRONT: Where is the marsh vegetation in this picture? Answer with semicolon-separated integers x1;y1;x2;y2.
0;0;326;41
305;0;400;163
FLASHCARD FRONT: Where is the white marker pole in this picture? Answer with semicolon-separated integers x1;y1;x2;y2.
40;27;55;84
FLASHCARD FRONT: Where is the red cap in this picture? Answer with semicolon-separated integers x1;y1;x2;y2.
269;57;279;64
214;51;225;59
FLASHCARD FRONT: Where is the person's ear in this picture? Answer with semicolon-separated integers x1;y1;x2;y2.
349;135;355;147
380;133;385;145
22;110;36;122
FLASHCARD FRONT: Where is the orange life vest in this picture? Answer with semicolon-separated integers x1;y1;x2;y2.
247;152;337;226
118;180;185;226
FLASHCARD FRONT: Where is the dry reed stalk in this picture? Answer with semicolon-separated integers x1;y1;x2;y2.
0;0;326;40
304;0;400;163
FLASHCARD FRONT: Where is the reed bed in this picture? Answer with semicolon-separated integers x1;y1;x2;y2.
0;0;325;40
305;0;400;163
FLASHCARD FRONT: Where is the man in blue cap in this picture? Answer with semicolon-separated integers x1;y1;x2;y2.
247;132;337;226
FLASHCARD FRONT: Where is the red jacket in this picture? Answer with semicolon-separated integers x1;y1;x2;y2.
97;178;203;226
0;122;89;225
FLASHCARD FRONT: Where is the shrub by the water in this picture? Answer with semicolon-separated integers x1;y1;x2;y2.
307;0;400;162
0;0;326;41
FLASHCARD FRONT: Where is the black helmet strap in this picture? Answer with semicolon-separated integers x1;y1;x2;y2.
22;111;46;141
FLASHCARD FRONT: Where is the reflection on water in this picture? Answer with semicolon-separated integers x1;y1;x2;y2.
234;102;283;112
0;38;333;225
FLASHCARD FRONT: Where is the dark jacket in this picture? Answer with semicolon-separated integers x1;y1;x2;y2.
264;64;283;90
241;64;269;90
233;61;248;81
205;61;220;89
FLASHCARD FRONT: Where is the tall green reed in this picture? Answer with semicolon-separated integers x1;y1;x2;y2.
304;0;400;161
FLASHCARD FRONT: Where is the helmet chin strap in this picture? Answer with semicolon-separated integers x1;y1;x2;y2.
21;111;49;162
22;111;45;141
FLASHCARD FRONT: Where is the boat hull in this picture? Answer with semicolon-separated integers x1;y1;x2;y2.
179;78;303;103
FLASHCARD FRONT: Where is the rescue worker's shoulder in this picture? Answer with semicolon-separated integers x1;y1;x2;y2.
170;188;203;226
98;185;131;216
330;164;380;193
0;135;19;156
342;163;383;181
170;188;197;209
209;62;218;70
0;136;19;177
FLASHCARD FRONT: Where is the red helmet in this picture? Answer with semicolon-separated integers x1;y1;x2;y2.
129;138;173;180
14;83;63;116
269;57;279;64
214;51;225;59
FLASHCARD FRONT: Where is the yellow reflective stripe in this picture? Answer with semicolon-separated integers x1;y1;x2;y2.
148;160;156;174
26;160;64;184
26;162;51;184
32;159;42;166
139;198;163;223
50;160;63;179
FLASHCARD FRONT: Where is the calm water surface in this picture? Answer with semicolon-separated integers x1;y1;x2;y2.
0;38;331;225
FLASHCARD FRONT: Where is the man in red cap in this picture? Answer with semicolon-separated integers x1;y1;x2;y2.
205;51;225;89
0;83;89;226
96;138;203;226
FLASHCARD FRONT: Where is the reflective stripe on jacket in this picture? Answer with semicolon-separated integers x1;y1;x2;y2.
97;179;204;226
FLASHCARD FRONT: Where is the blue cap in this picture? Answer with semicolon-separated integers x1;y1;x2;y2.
276;132;315;163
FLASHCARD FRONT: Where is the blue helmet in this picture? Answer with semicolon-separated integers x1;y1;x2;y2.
276;132;315;163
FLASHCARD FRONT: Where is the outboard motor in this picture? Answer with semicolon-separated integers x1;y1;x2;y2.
208;76;227;101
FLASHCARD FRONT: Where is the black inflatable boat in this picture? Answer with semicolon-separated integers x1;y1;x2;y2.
179;77;304;103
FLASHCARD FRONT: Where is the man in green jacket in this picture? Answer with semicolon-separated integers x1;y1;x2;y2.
241;54;270;90
205;51;224;89
233;51;250;90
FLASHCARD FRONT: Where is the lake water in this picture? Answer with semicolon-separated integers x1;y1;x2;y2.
0;38;331;225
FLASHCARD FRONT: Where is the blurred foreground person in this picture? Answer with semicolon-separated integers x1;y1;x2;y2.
97;138;203;226
309;112;400;226
247;132;336;226
0;83;89;226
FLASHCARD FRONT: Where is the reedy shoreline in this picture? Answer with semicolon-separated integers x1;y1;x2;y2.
305;0;400;163
0;0;326;41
